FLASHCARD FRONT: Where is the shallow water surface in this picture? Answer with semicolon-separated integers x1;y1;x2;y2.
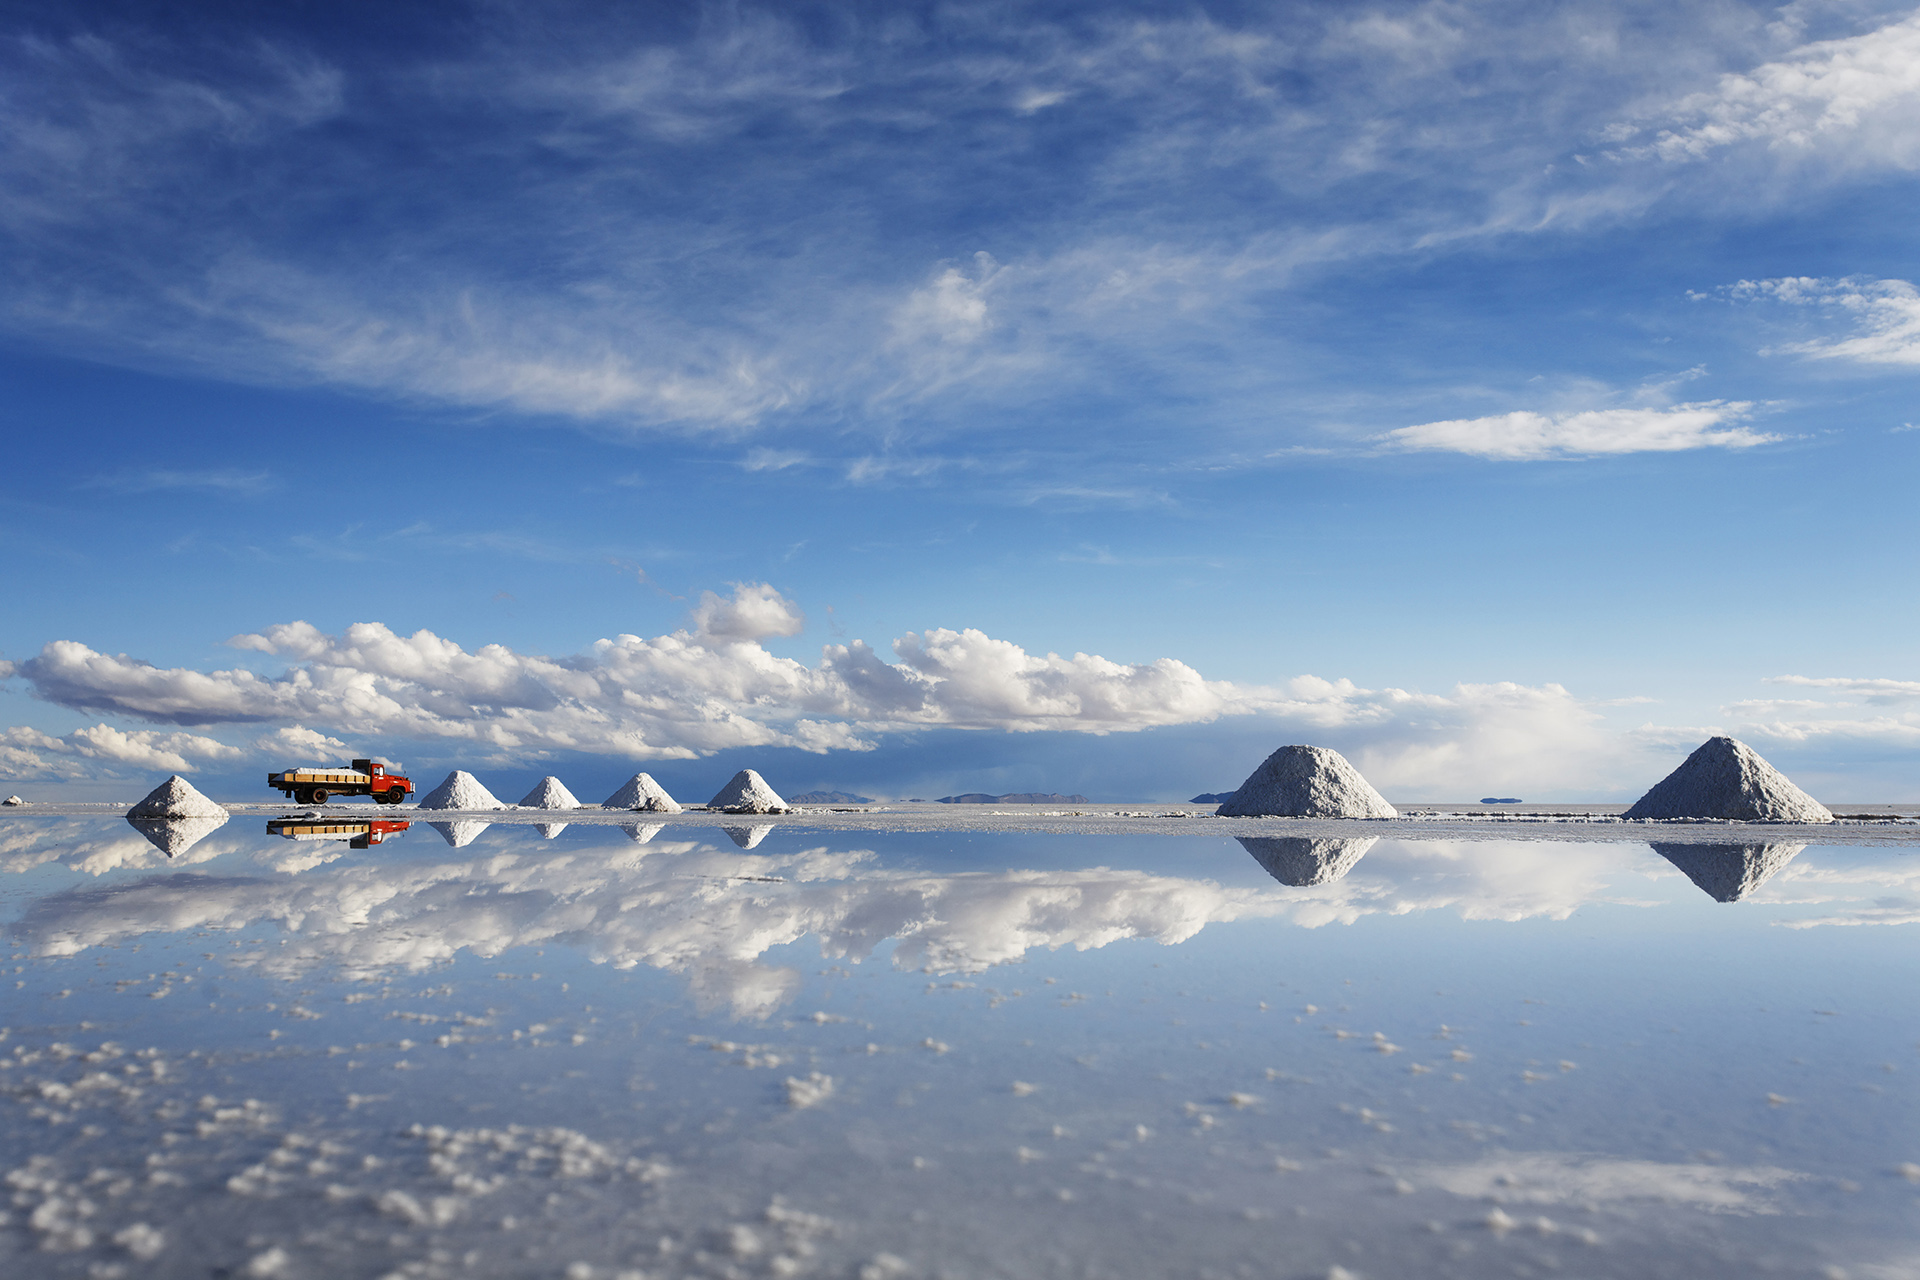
1;816;1915;1279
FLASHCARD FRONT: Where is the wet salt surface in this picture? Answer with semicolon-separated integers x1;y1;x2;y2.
0;817;1916;1279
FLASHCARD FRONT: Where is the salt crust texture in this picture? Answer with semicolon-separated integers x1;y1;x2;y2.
709;769;789;814
1623;737;1832;823
518;776;584;809
127;813;230;858
126;775;228;820
1651;842;1807;902
603;772;681;813
1216;746;1396;819
1237;836;1376;886
416;771;507;811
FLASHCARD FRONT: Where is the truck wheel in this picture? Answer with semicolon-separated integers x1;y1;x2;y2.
294;787;313;805
310;788;329;805
385;787;407;806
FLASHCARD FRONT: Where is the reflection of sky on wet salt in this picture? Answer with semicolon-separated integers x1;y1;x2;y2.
1;818;1915;1279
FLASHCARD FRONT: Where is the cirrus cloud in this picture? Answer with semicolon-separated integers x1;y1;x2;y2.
1382;402;1773;461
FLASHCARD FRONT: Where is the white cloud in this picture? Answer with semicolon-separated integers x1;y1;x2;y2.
251;724;354;760
1623;13;1920;169
1383;403;1773;460
1768;674;1920;704
1726;275;1920;366
688;582;806;642
1409;1153;1805;1212
0;722;242;779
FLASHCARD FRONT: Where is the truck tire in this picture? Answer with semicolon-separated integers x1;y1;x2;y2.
294;787;314;805
385;787;407;806
310;788;329;805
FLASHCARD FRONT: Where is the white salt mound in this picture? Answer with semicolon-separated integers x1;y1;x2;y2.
1623;737;1832;823
2;795;23;806
1216;746;1396;819
127;813;229;858
708;769;789;814
723;824;774;850
127;775;229;820
1237;836;1376;886
602;772;681;813
428;819;493;848
416;771;507;811
518;776;583;809
1651;841;1806;902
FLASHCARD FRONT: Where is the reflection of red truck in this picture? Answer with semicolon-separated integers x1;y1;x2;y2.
267;759;413;806
267;817;411;849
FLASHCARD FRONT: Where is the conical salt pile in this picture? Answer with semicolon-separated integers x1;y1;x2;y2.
708;769;789;814
537;822;570;840
723;824;774;850
127;775;228;820
1651;841;1806;903
428;819;493;848
416;771;507;811
128;813;229;858
518;776;583;809
1237;836;1375;887
621;822;665;845
1215;746;1395;819
2;795;23;806
1622;737;1832;823
603;773;681;813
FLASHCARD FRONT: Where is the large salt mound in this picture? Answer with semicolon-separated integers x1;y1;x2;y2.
518;776;583;809
708;769;789;814
416;771;507;811
127;813;229;858
1216;746;1396;819
428;819;493;848
1237;836;1376;887
1652;841;1806;902
603;773;681;813
1623;737;1832;823
127;775;228;820
723;824;774;850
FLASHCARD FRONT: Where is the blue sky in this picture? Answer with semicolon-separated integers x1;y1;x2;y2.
4;0;1920;802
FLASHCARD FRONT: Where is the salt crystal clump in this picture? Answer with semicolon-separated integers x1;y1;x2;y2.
1623;737;1832;823
708;769;789;814
518;776;583;809
2;795;24;806
723;825;774;850
128;813;230;858
602;772;681;813
428;819;492;848
1237;836;1376;886
1651;842;1806;902
416;771;507;811
127;775;228;820
1216;746;1396;819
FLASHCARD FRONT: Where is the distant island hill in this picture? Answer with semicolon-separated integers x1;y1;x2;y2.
786;790;873;804
934;792;1091;804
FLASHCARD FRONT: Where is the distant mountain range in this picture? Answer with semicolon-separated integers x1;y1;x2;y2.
1190;792;1234;804
787;790;874;804
936;792;1090;804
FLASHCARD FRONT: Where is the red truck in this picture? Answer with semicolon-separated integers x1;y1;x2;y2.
267;759;414;806
267;817;411;848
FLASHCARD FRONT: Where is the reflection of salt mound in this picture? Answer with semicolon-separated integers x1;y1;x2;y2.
127;775;228;820
428;820;493;848
603;773;681;813
518;777;583;809
1651;842;1806;902
1237;836;1376;886
1216;746;1395;819
1623;737;1832;823
723;825;774;850
416;771;507;811
621;823;665;845
709;769;789;814
537;823;570;840
127;813;229;858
